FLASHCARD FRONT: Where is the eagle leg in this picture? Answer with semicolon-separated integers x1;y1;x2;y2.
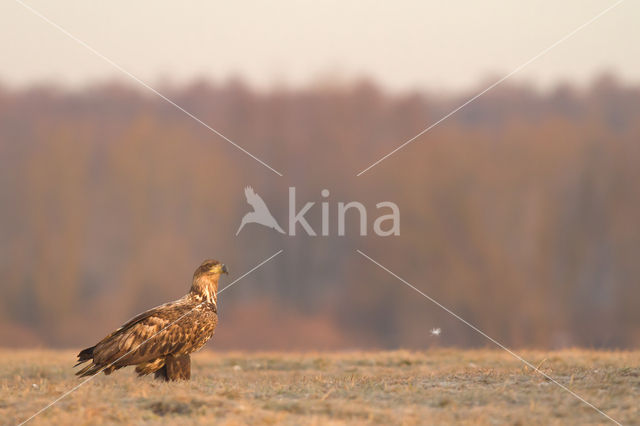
152;355;190;381
154;364;168;381
166;354;191;380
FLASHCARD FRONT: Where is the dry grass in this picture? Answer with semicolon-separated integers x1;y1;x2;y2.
1;349;638;425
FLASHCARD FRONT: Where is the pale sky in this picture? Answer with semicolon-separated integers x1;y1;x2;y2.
1;0;638;92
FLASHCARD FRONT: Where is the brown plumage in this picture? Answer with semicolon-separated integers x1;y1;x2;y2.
75;259;227;381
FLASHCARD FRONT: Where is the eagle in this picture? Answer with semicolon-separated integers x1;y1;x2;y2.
75;259;227;381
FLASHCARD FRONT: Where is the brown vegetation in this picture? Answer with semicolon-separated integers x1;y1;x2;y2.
1;349;638;425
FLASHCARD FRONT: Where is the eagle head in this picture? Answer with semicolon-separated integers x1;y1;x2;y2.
194;259;228;279
191;260;228;302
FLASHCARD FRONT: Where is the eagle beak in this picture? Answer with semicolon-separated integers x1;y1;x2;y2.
221;264;228;275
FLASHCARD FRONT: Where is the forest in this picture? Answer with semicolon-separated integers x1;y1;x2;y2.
1;74;639;350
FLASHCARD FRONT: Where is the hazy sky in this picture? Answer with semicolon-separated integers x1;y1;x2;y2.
1;0;638;92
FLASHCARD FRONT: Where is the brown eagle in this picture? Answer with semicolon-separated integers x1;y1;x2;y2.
75;259;227;381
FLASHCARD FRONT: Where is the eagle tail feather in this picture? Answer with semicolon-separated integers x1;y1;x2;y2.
76;363;100;377
76;362;120;377
74;345;95;367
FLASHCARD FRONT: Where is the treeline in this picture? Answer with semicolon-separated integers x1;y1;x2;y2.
0;74;639;350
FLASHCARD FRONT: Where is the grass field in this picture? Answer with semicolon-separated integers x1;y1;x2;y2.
1;349;638;425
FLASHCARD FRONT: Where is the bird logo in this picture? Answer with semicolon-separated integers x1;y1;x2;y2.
236;186;285;235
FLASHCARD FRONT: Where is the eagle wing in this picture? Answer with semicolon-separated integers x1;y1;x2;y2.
76;300;215;377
